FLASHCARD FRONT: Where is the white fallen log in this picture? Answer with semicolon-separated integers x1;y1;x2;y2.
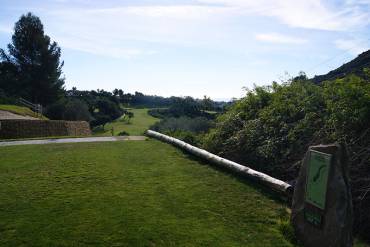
146;130;293;196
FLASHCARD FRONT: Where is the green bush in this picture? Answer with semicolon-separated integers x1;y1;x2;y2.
204;79;325;177
0;90;17;104
202;75;370;239
63;99;92;121
45;98;91;122
118;131;129;136
92;125;105;134
151;116;214;134
150;116;213;146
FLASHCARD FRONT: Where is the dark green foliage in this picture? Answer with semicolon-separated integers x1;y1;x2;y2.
147;108;168;118
202;74;370;240
44;99;65;120
0;89;17;104
91;98;123;127
148;99;216;120
117;131;129;136
127;111;134;123
150;116;214;146
129;91;172;107
322;77;370;239
113;90;224;111
45;98;91;121
204;80;323;177
165;130;199;145
0;13;65;106
168;97;203;117
91;114;112;127
95;98;122;120
0;61;19;96
148;97;218;146
65;88;123;127
151;116;214;134
62;99;91;121
202;95;213;111
92;125;105;134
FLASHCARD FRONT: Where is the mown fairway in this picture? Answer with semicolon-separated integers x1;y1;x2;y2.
0;140;292;246
94;108;159;136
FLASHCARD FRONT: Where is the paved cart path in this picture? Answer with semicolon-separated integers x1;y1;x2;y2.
0;136;146;146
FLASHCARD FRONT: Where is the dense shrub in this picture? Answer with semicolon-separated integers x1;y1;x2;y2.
90;114;112;127
148;96;217;120
202;75;370;239
150;116;214;146
0;89;17;104
322;76;370;238
44;99;67;120
92;125;104;134
45;98;91;121
63;99;91;121
148;108;167;118
118;131;129;136
95;98;122;120
151;116;214;133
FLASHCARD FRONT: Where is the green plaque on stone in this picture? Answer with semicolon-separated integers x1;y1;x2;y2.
292;144;353;246
305;150;332;210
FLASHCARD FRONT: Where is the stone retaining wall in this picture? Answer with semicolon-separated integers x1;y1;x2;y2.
0;120;91;139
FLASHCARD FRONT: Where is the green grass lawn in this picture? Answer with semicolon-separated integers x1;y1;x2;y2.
0;140;293;246
93;108;159;136
0;104;48;119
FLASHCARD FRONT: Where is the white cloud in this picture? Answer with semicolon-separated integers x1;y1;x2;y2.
28;1;370;58
58;36;158;58
334;39;370;55
255;33;307;44
197;0;370;31
117;5;233;19
40;5;234;57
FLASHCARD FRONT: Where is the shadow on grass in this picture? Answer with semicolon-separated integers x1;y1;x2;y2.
179;150;292;205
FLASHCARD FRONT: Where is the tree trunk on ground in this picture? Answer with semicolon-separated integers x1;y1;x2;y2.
146;130;293;196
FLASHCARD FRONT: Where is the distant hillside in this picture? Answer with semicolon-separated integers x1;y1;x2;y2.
312;50;370;83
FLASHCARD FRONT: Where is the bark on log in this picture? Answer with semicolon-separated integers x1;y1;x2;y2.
146;130;293;196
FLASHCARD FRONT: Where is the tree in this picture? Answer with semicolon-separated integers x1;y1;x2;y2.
127;111;134;123
169;97;202;117
63;99;91;121
202;95;213;111
45;98;91;121
0;12;65;105
96;98;122;120
113;88;119;97
118;89;124;98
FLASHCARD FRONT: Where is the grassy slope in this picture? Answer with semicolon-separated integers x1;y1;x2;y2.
0;104;47;119
0;140;292;246
94;108;159;136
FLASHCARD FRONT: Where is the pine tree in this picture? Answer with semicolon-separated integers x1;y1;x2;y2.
0;12;65;105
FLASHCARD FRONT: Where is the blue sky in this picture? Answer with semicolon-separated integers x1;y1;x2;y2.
1;0;369;100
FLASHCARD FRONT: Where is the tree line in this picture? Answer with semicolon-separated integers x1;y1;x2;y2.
0;13;224;128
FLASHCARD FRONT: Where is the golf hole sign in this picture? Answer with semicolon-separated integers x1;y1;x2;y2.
303;150;332;227
291;144;353;247
306;150;331;210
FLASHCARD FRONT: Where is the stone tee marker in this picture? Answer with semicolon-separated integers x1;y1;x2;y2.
291;144;353;247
